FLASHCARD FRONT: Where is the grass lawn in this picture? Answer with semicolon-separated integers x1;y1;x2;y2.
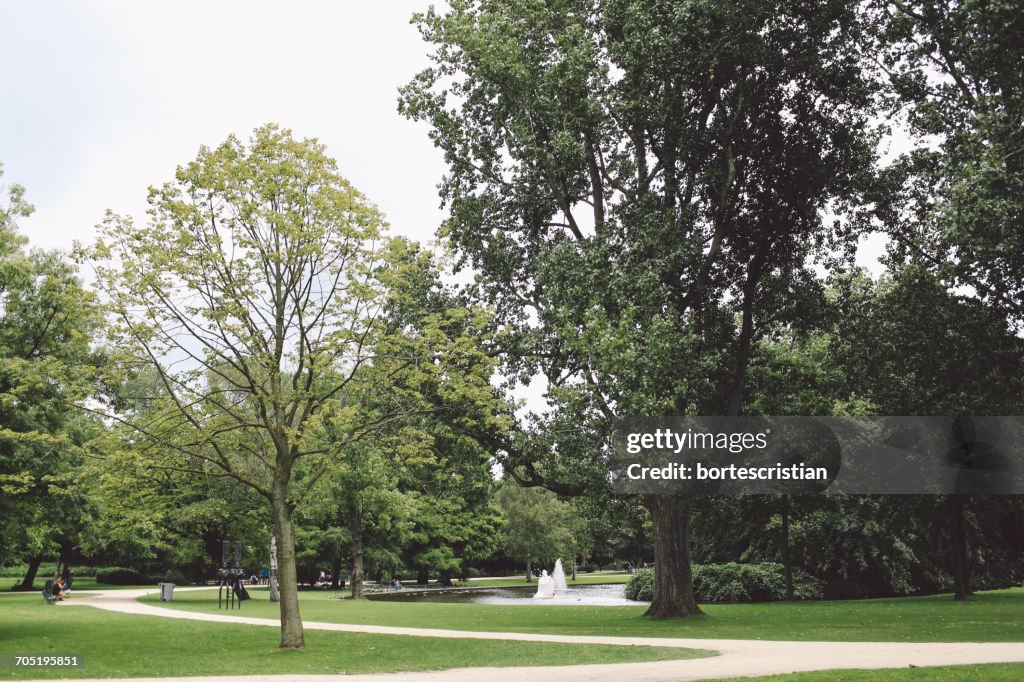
143;586;1024;642
0;577;159;593
725;664;1024;680
0;593;709;679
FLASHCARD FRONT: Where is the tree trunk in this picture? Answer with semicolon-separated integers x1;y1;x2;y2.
949;494;971;600
781;494;794;601
271;487;304;649
524;557;532;583
19;556;43;590
330;555;343;590
349;501;364;600
645;496;701;618
269;533;279;602
417;567;429;585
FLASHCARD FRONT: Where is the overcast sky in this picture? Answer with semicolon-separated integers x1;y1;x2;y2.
3;1;899;422
1;1;447;253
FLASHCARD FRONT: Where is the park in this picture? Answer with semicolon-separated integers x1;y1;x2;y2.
1;1;1023;680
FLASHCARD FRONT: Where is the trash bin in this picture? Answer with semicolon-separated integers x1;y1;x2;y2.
158;582;175;602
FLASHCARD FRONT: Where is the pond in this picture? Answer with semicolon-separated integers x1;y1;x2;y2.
368;583;643;606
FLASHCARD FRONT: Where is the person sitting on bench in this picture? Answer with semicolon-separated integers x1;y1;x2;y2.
52;577;66;601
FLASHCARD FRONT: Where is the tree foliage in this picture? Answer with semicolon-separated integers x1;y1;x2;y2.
401;0;885;616
90;125;438;648
0;164;102;573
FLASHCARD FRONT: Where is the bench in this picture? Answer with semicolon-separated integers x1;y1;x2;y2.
42;579;57;605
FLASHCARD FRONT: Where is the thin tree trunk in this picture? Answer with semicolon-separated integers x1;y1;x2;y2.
525;557;532;583
349;502;364;600
949;494;971;600
269;533;279;602
19;556;43;590
781;494;794;601
645;496;701;618
271;486;304;649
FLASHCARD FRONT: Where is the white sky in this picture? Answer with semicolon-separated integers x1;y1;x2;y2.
2;0;889;275
2;1;892;425
1;1;447;252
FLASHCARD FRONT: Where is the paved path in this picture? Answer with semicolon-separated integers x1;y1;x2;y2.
43;588;1024;681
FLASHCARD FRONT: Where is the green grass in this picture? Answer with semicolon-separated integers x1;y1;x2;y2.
722;664;1024;680
0;576;163;592
143;586;1024;642
0;593;709;679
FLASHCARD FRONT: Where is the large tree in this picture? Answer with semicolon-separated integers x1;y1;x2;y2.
401;0;884;616
0;164;102;583
878;0;1024;326
874;0;1024;600
91;125;436;648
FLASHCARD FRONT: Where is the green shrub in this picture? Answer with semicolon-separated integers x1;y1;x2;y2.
95;567;147;585
624;567;655;601
624;563;822;603
148;569;189;585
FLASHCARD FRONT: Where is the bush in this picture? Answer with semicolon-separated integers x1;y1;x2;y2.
624;567;655;601
148;569;189;585
95;567;147;585
624;563;822;603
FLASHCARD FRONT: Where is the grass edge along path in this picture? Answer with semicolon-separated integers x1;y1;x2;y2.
140;586;1024;643
713;662;1024;681
0;593;710;680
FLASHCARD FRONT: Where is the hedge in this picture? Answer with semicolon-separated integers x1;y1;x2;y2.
625;562;823;602
95;567;147;585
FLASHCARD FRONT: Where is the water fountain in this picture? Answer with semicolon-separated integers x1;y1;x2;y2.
552;559;568;592
532;569;555;599
371;556;641;606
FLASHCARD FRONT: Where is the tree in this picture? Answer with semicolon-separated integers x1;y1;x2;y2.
692;267;1024;600
826;267;1024;599
878;0;1024;327
873;2;1024;599
91;125;419;648
401;0;884;616
312;240;511;594
495;481;574;582
0;164;102;582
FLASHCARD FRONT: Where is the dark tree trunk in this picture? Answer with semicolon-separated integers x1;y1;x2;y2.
645;496;701;618
271;481;304;649
19;556;43;590
781;494;794;601
524;557;532;583
349;502;364;600
330;555;343;590
949;494;971;600
417;567;429;585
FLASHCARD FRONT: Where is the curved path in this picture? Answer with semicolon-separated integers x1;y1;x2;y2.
48;587;1024;681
